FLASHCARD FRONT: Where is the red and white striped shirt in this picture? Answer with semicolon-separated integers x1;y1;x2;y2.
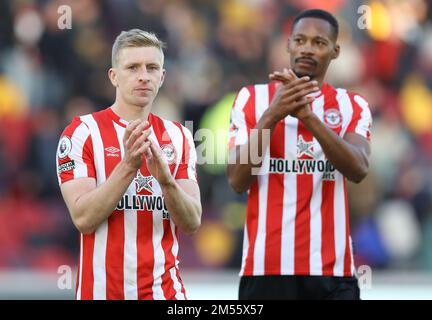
229;82;372;277
56;107;197;300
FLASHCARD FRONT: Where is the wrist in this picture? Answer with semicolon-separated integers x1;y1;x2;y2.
296;108;316;123
119;159;139;177
159;175;176;189
260;110;279;128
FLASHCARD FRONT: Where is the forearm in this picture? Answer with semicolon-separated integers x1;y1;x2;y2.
300;114;369;182
227;112;277;193
160;178;202;235
73;161;137;233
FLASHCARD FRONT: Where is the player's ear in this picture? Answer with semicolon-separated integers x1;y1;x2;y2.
332;43;340;60
108;68;118;87
159;69;166;88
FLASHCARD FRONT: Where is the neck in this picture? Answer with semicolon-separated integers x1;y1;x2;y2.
110;98;151;122
314;75;325;89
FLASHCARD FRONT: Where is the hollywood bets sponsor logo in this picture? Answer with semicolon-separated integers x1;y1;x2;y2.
268;134;336;180
116;194;170;219
269;158;336;180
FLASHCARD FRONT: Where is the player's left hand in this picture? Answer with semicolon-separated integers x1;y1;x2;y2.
269;68;294;84
269;68;315;121
144;138;174;186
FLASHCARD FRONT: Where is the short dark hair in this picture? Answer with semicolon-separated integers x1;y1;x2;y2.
292;9;339;40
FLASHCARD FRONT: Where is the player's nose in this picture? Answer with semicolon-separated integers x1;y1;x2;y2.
138;68;151;82
299;41;315;56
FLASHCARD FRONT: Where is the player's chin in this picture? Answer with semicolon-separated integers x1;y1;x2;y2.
132;96;153;107
293;68;315;79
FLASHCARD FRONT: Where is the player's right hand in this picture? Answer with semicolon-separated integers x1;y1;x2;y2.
123;119;152;170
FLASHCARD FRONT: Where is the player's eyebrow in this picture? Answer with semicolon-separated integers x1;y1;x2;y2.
125;62;140;68
293;33;330;41
146;62;161;69
314;36;330;43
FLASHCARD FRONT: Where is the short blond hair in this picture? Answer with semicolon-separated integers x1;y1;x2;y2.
111;29;166;67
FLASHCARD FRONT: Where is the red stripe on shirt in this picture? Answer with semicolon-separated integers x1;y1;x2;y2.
175;227;187;299
346;93;363;137
81;135;96;179
151;115;177;299
320;87;340;276
174;122;191;180
136;196;154;299
80;233;95;299
321;180;335;276
294;122;313;274
93;111;125;299
161;220;177;299
264;82;284;274
175;266;186;299
343;178;353;276
242;85;259;275
244;182;259;275
136;115;155;299
62;117;82;136
243;86;256;137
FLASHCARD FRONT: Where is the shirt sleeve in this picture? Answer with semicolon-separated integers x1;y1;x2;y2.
228;86;254;149
174;124;197;182
345;93;372;141
56;117;96;185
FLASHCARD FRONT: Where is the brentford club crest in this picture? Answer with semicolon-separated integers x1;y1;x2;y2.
161;144;177;164
324;108;343;129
